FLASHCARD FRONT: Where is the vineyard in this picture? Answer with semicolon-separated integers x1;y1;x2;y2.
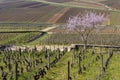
0;0;120;80
0;1;64;23
0;23;51;32
0;0;119;25
0;22;50;45
0;32;42;45
0;23;50;32
38;33;120;46
0;43;120;80
0;46;67;80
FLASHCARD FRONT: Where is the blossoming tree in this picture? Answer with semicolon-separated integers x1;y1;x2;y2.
66;12;108;49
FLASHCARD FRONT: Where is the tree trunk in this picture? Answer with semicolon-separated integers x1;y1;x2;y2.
48;52;50;70
100;49;105;73
15;61;18;80
78;53;82;74
72;49;75;66
68;61;71;80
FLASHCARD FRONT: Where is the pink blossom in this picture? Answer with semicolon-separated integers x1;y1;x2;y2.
66;12;107;31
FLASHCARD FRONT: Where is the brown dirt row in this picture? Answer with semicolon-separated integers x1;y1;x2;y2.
47;7;70;23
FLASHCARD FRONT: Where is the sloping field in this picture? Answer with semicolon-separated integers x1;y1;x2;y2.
57;8;82;23
0;1;64;23
0;0;119;25
45;0;72;3
101;0;120;10
76;0;106;2
57;8;120;25
34;0;120;25
57;8;109;23
65;0;107;9
47;7;70;23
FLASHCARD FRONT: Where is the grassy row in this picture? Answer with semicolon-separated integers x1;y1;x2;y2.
110;11;120;25
0;32;41;45
102;53;120;80
0;23;51;32
43;48;111;80
28;33;49;45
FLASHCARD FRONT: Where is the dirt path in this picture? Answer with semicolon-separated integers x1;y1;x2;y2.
41;26;57;32
47;7;70;23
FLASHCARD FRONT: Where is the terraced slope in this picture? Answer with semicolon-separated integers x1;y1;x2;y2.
0;1;64;23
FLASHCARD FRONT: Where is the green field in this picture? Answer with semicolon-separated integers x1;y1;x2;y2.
0;32;42;45
110;11;120;25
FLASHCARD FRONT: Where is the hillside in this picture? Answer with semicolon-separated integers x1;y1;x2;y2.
0;0;64;23
0;0;24;3
45;0;72;3
101;0;120;10
0;0;119;25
